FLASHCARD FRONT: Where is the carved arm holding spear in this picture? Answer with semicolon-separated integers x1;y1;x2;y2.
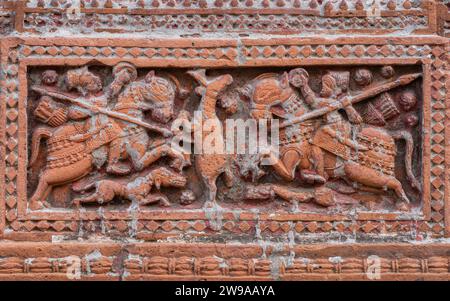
284;69;421;182
32;86;173;138
283;71;422;129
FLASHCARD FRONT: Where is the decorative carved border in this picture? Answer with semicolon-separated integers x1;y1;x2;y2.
0;242;449;280
0;1;442;35
0;36;448;241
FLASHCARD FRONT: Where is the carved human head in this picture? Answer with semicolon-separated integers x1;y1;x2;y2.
288;68;309;88
320;71;349;98
353;68;373;86
398;90;417;112
109;62;138;97
180;189;196;205
144;71;175;123
220;92;238;115
404;113;419;127
381;66;395;79
41;70;59;86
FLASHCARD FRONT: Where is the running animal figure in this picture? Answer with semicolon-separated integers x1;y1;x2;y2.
72;167;187;206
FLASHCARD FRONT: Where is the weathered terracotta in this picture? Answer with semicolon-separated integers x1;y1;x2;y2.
0;0;449;281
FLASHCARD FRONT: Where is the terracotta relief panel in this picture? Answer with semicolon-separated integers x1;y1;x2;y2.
25;64;425;215
0;0;449;281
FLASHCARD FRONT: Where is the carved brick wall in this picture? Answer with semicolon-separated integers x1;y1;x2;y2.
0;0;449;281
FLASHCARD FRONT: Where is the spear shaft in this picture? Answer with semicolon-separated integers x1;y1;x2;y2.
32;86;173;137
279;73;421;129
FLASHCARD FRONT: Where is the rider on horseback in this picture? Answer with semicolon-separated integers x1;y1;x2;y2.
288;68;368;182
65;65;134;173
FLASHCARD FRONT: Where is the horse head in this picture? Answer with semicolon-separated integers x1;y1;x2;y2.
239;72;306;121
142;71;176;124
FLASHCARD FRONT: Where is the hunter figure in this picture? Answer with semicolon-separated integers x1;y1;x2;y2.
288;68;367;182
64;65;132;173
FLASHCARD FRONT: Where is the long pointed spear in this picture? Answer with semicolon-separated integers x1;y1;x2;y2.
32;85;173;137
279;73;422;129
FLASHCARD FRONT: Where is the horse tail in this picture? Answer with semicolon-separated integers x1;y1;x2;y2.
29;126;53;167
390;130;421;192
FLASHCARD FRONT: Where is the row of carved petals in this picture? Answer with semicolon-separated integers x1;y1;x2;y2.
30;0;420;11
1;255;447;276
120;255;450;276
0;256;114;275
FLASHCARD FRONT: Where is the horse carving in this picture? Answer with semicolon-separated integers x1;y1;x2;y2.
240;68;421;210
28;64;188;210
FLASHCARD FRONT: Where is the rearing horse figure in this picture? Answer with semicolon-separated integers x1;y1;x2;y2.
106;70;189;175
28;67;187;210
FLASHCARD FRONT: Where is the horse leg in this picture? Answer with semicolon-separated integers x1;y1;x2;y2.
310;145;326;182
107;138;131;175
343;162;410;208
29;175;50;210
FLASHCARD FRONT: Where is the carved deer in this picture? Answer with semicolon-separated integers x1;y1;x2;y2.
187;69;236;204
